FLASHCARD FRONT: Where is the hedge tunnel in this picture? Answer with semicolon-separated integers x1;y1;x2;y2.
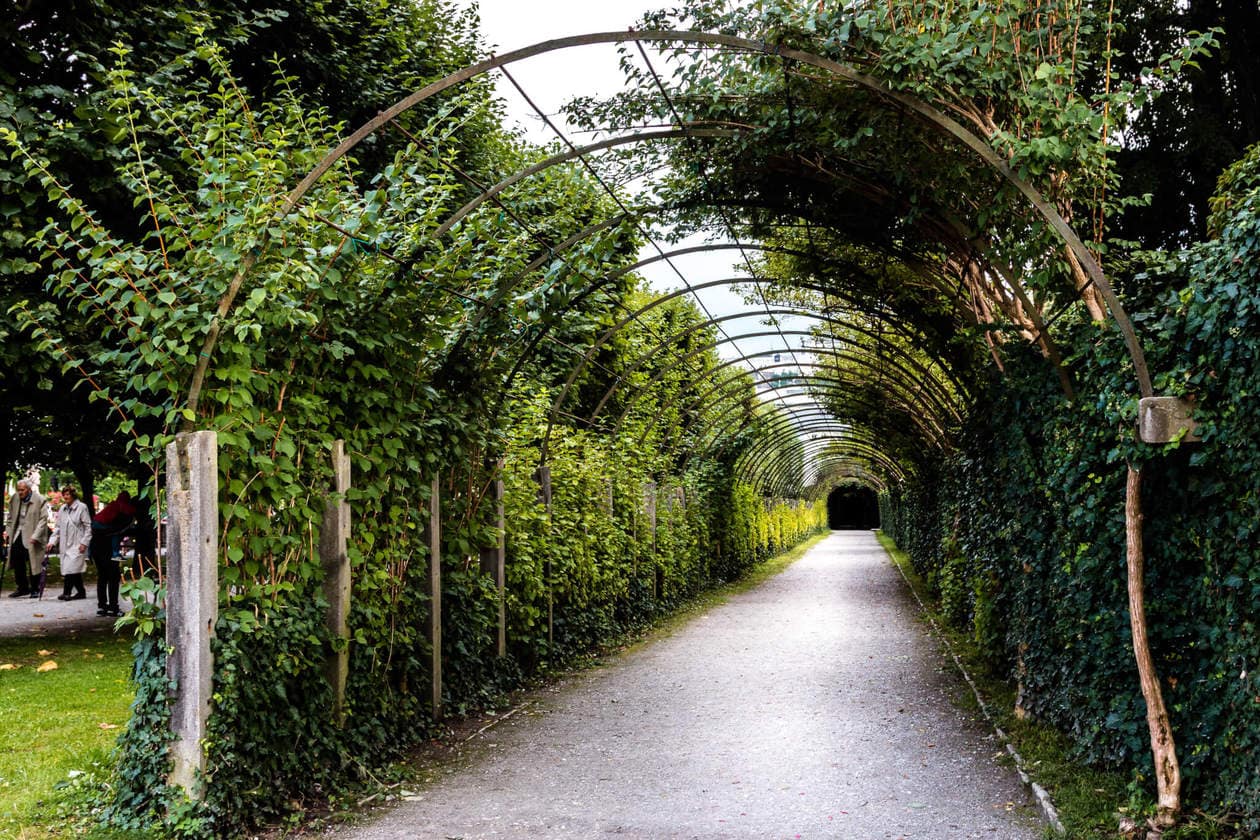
162;25;1184;822
18;6;1235;832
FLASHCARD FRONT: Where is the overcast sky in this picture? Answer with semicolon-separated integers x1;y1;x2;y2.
455;0;815;373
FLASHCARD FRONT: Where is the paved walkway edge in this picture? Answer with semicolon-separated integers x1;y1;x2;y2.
886;542;1067;835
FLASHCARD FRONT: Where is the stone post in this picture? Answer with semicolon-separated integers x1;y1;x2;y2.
165;431;218;798
478;469;506;658
319;440;351;726
427;477;442;718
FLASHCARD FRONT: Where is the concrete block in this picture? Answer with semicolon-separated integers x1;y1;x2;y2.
1139;397;1201;444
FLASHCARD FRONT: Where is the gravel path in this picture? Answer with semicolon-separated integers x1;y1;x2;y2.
0;583;125;638
336;532;1042;839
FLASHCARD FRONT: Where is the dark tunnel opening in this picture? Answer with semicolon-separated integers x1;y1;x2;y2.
827;486;880;530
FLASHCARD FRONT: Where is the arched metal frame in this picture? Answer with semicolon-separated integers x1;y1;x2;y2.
594;324;959;433
691;376;943;465
740;422;906;496
180;28;1157;508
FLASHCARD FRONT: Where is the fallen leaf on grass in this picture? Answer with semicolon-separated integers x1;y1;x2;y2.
36;661;58;673
98;723;119;731
0;664;19;671
37;649;53;657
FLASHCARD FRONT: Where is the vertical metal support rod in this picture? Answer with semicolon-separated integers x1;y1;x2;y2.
320;440;351;726
428;477;442;719
165;430;219;799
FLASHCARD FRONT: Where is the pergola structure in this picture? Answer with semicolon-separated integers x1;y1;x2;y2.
171;26;1187;821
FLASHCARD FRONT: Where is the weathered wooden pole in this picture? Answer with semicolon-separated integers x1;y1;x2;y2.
1126;465;1181;826
479;468;506;658
535;465;552;648
319;440;351;726
644;481;657;597
427;477;442;718
165;431;218;799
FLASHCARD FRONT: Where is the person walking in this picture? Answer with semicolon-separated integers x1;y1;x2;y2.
49;485;91;600
5;479;51;598
90;490;135;616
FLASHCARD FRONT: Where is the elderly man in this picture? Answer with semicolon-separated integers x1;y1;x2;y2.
5;479;51;598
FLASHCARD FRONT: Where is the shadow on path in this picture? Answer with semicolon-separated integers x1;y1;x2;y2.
335;531;1041;839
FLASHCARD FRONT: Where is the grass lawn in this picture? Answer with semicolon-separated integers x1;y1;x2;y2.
0;628;135;838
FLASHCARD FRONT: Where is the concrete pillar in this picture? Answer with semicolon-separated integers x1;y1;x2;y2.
319;440;351;726
478;471;506;658
165;431;218;798
427;477;442;718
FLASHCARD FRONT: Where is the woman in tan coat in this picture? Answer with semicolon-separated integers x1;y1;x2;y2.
50;485;91;600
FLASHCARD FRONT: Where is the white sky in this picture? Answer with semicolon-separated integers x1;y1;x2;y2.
457;0;816;371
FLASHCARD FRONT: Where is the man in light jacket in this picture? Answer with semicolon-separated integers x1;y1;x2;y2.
49;485;91;600
5;479;51;598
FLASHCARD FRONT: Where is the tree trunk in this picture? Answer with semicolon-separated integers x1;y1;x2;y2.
1125;465;1181;827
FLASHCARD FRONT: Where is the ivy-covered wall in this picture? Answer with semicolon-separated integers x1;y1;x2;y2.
883;144;1260;828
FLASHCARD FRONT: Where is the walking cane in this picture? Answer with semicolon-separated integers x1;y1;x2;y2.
36;556;48;600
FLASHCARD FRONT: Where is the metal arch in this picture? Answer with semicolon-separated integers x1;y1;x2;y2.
690;377;941;462
730;412;911;483
740;426;904;497
431;127;739;239
718;412;915;494
185;27;1153;425
609;344;954;453
534;241;972;462
761;446;896;498
756;437;901;498
675;371;948;465
733;418;921;494
585;316;962;429
538;260;977;460
743;429;907;494
623;351;956;452
634;360;952;462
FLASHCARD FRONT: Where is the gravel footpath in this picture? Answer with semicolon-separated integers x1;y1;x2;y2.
0;585;124;638
335;531;1042;839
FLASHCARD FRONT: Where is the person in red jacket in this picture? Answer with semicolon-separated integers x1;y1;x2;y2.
90;491;136;616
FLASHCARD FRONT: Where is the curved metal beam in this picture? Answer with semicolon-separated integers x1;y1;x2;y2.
186;27;1152;425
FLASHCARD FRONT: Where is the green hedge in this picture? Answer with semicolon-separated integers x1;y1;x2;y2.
882;143;1260;828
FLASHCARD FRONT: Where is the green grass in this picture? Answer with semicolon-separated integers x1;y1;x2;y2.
0;628;135;839
875;532;1238;840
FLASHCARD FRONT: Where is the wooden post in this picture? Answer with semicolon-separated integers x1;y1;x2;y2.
165;431;218;799
645;481;659;593
1126;465;1181;826
479;469;506;658
427;477;442;718
320;440;351;726
535;465;552;648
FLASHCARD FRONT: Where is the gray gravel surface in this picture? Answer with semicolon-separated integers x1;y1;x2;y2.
336;532;1042;839
0;586;124;638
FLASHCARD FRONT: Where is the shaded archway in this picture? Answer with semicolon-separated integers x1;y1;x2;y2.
827;485;879;530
